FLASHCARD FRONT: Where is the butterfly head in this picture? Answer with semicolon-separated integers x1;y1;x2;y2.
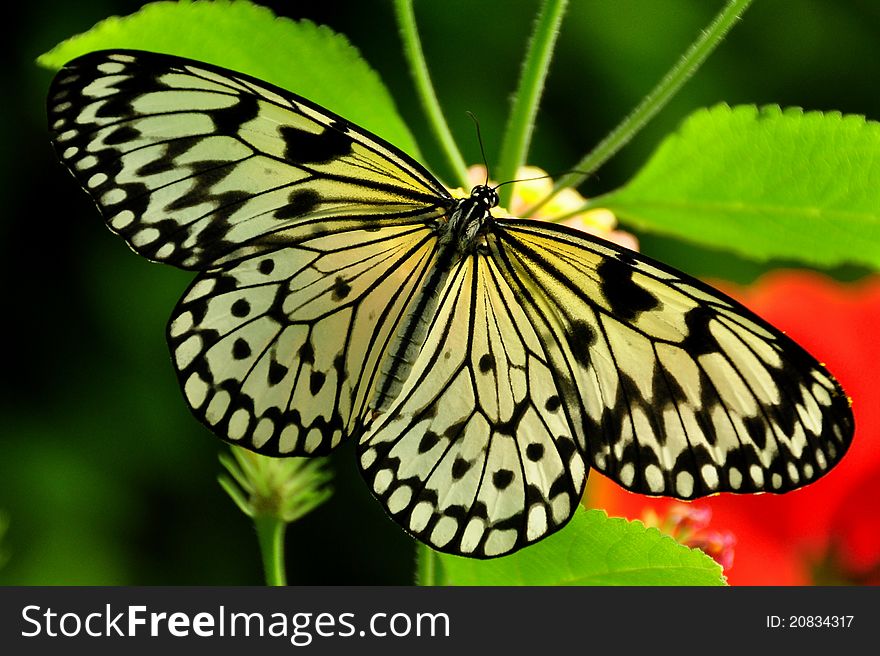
469;184;499;211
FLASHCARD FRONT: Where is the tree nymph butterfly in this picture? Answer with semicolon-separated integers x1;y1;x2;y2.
48;50;854;558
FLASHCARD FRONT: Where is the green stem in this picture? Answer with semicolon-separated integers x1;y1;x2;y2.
394;0;469;188
254;515;287;586
496;0;569;207
524;0;754;216
416;542;439;586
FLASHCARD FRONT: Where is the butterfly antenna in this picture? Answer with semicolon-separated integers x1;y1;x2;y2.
465;111;490;186
494;172;551;190
494;167;591;191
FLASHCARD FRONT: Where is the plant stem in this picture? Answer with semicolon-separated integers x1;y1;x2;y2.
254;515;287;586
496;0;569;207
524;0;754;216
394;0;469;188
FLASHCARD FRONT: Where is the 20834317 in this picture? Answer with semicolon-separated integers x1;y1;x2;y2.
766;615;854;629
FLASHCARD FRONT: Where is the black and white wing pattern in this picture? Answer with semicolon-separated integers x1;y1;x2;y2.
49;49;855;558
358;219;854;557
48;49;453;454
359;251;587;557
490;221;853;498
168;224;439;454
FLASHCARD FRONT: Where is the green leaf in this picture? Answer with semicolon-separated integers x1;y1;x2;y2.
596;104;880;269
434;508;726;585
38;0;421;159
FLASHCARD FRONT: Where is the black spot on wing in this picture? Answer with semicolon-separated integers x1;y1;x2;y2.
275;188;321;220
418;431;440;454
492;469;514;490
565;320;596;367
309;370;326;395
281;125;352;163
93;93;135;120
211;93;260;134
680;307;718;355
444;420;468;439
299;341;315;365
267;361;288;386
231;299;250;317
232;337;251;360
597;257;659;321
452;457;472;479
103;124;140;146
331;276;352;301
525;443;545;462
744;414;769;450
555;435;576;463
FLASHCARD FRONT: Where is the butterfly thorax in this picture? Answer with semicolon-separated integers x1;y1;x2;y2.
441;184;498;254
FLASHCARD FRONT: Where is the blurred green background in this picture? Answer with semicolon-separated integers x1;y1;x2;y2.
3;0;879;584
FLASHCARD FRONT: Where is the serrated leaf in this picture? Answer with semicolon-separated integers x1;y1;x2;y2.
596;104;880;269
38;0;421;160
433;508;726;586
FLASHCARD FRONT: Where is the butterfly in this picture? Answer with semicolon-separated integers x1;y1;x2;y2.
48;49;854;558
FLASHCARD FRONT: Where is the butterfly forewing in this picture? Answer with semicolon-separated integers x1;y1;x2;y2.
492;219;854;499
48;50;451;270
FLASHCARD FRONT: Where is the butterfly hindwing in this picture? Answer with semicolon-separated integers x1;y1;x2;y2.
169;224;440;455
492;219;854;498
358;251;587;557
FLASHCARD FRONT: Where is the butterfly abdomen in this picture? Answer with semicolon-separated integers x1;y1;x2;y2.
371;246;456;413
370;188;496;414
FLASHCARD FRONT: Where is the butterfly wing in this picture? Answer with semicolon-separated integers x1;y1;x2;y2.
48;49;450;270
169;224;440;454
491;219;854;498
360;216;854;557
358;251;587;557
48;50;455;454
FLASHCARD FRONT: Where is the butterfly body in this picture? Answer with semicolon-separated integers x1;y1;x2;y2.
442;185;498;249
48;50;854;558
373;184;499;411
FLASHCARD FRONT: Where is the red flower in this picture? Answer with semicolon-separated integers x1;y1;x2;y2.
587;271;880;585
